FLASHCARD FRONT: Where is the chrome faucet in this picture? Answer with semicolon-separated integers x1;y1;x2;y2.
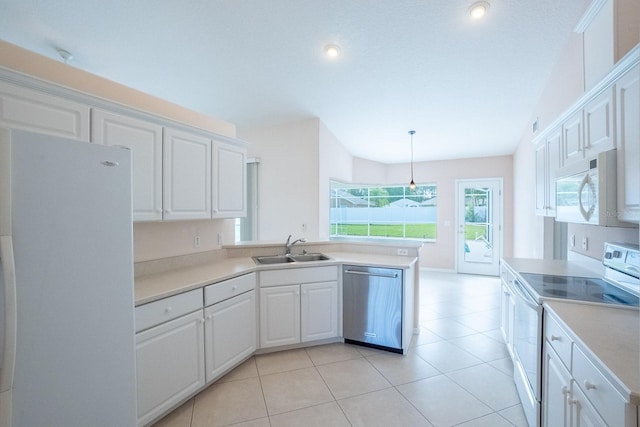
285;234;306;254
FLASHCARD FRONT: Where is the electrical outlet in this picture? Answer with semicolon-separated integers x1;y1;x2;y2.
570;234;576;247
582;237;588;251
397;248;409;256
193;235;200;248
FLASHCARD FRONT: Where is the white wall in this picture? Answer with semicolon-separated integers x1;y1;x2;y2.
239;118;321;241
319;120;353;240
366;155;514;270
512;32;585;259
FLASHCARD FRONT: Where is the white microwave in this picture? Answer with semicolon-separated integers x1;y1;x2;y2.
555;149;631;226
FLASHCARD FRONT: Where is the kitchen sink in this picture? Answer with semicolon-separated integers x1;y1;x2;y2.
252;253;331;265
290;253;331;262
253;255;295;264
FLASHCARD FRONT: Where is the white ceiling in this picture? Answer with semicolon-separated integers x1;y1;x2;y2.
0;0;589;163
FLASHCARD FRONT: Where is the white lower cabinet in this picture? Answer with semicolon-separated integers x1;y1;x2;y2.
204;289;256;382
499;263;515;357
543;344;572;426
542;309;637;427
260;284;301;348
259;266;339;349
135;309;205;427
301;281;338;342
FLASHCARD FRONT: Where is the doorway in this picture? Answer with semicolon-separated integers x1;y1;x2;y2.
456;178;503;276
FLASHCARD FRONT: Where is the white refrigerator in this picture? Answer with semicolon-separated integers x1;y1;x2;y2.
0;128;137;427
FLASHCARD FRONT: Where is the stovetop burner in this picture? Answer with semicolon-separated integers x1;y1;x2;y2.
519;273;639;306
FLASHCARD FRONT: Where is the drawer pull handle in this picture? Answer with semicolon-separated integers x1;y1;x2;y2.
550;335;561;341
584;381;596;390
165;307;172;313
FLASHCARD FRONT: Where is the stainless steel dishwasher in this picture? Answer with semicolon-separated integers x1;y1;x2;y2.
343;265;403;353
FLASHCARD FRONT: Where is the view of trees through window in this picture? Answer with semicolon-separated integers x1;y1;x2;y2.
330;181;437;240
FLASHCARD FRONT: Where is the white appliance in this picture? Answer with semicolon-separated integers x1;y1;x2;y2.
555;149;634;226
506;243;639;426
0;128;137;427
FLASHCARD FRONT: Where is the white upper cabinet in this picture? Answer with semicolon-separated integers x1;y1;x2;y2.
0;81;89;140
91;109;163;221
584;87;615;156
535;127;561;217
562;110;584;166
163;128;212;221
616;63;640;223
212;139;247;218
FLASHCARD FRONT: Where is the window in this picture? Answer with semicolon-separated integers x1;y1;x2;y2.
330;180;437;240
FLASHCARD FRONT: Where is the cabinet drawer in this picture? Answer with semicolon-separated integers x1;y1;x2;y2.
205;273;255;306
260;266;338;287
136;289;203;332
573;345;626;427
544;311;573;369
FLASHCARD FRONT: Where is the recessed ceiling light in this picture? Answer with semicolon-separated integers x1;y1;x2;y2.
469;1;490;20
324;44;341;59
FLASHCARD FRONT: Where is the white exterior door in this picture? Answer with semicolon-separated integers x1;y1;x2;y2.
456;179;502;276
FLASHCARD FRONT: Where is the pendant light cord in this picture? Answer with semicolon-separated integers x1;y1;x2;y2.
409;130;416;189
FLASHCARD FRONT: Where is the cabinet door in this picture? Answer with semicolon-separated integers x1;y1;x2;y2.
212;139;247;218
91;109;163;221
563;111;584;166
584;87;615;156
259;285;300;348
0;81;89;140
301;281;338;342
616;64;640;223
534;141;548;215
571;384;606;427
163;128;212;220
135;310;205;427
546;129;561;216
543;344;571;427
204;290;256;383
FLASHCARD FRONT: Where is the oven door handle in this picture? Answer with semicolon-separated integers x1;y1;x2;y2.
511;279;538;309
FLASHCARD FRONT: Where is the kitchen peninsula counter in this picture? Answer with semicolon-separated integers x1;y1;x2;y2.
135;246;419;306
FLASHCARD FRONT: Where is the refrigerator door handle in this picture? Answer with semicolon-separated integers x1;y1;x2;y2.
0;235;17;393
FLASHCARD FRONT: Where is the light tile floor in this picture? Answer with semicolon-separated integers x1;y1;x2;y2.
152;271;528;427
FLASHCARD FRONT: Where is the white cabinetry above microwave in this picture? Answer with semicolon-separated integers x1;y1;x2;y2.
615;63;640;223
533;46;639;223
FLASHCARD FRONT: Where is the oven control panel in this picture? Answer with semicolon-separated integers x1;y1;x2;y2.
603;242;639;280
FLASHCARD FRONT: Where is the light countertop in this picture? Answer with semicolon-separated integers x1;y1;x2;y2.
135;251;417;306
502;257;639;406
502;257;604;278
544;300;640;406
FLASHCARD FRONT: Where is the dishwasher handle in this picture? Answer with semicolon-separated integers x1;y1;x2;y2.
344;269;398;279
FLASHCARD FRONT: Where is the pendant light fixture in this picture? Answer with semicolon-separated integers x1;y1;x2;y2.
408;130;416;190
